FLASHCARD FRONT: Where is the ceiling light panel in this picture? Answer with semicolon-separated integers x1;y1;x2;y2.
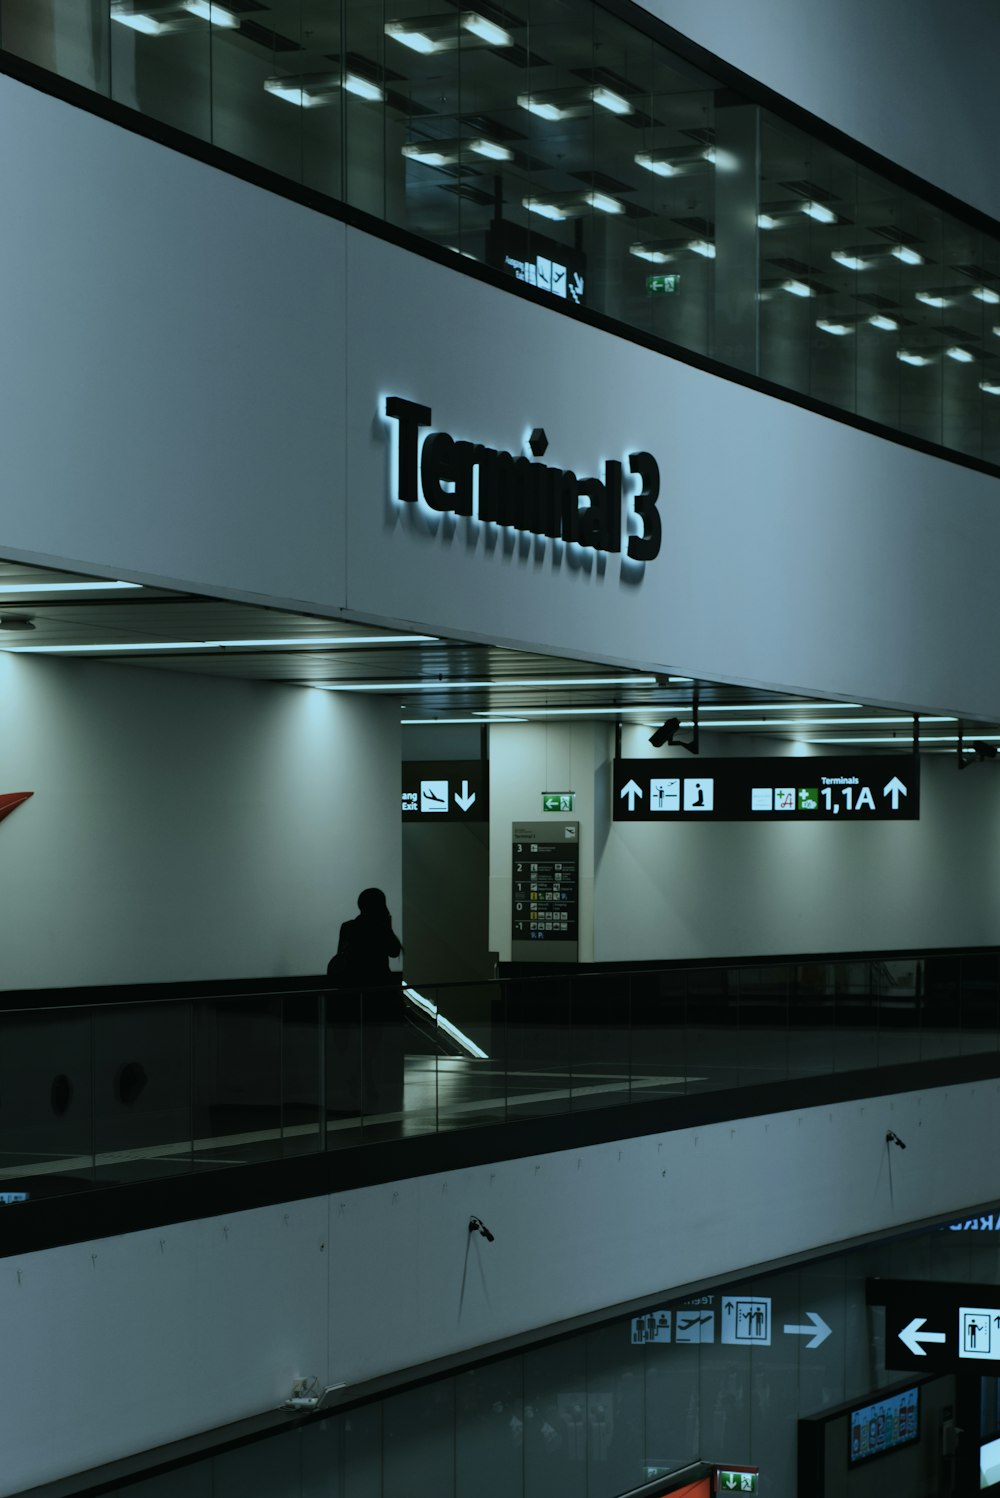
385;11;513;52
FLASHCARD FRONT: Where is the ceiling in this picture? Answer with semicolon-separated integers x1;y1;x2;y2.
0;558;992;756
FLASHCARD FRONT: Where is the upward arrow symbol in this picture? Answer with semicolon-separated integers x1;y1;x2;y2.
883;776;908;810
620;779;643;812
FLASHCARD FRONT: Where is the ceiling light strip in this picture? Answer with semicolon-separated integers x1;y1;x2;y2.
319;676;659;692
2;635;437;653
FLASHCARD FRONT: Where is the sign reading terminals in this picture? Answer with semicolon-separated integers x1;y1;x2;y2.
511;822;579;963
613;757;919;822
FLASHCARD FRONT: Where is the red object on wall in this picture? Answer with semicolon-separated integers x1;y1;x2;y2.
0;792;33;825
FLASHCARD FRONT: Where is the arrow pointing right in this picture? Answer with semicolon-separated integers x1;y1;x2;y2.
883;775;908;810
783;1311;832;1349
899;1316;946;1356
620;778;643;812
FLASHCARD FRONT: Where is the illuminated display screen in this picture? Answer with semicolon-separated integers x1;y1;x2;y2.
981;1435;1000;1487
848;1387;919;1464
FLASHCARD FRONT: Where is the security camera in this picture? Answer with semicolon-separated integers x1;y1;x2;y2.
469;1216;495;1242
886;1130;906;1149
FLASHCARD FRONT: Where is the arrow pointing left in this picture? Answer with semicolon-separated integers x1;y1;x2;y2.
454;780;476;812
899;1317;946;1356
620;778;643;812
782;1311;832;1349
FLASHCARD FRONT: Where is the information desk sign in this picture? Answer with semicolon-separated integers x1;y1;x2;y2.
511;822;579;963
613;756;919;822
402;761;487;821
869;1278;1000;1373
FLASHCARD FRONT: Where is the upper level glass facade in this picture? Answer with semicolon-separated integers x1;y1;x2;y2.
5;0;1000;467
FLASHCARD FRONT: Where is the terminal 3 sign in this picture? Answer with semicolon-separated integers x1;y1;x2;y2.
612;757;919;821
384;396;661;562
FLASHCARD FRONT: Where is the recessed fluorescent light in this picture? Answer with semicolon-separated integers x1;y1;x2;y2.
322;675;659;693
587;191;624;215
803;734;974;745
3;635;436;654
475;705;677;718
701;702;863;712
831;249;867;270
634;152;681;178
111;10;173;34
344;72;384;101
183;0;239;25
629;244;674;264
264;74;343;107
757;214;780;230
590;86;632;114
402;716;527;725
782;279;813;297
402;142;454;167
945;346;975;362
0;581;143;594
523;197;568;221
385;21;438;52
468;138;513;162
980;380;1000;395
972;287;1000;304
890;245;924;265
916;290;951;308
688;239;716;258
516;94;566;121
802;202;836;224
868;313;899;331
461;12;512;45
702;146;737;171
896;349;933;365
816;319;853;335
517;85;631;121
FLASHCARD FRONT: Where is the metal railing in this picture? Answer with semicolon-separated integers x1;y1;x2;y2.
1;950;998;1201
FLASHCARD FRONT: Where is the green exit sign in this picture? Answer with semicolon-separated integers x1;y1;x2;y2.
542;793;575;812
718;1472;758;1493
646;274;680;294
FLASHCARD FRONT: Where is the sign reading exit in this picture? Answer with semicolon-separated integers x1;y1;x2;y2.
613;757;919;822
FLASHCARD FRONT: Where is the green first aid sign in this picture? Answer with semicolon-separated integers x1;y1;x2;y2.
542;793;574;812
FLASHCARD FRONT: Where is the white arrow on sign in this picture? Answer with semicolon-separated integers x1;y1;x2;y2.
454;780;476;812
782;1311;832;1349
899;1317;947;1356
883;776;908;810
620;779;643;812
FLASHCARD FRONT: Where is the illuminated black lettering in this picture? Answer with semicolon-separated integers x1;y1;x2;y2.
627;452;661;562
385;397;432;502
420;431;457;512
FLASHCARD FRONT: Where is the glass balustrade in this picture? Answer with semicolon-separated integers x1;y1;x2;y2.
1;0;999;465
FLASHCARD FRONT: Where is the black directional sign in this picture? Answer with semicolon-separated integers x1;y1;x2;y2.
613;756;919;822
869;1278;1000;1373
402;761;488;822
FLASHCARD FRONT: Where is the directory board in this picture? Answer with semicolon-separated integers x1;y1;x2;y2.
613;757;919;821
511;822;579;962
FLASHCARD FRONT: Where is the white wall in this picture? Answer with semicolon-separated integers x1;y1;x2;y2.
640;0;1000;222
5;1076;1000;1493
488;722;613;962
0;654;401;988
484;723;1000;963
595;729;1000;962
